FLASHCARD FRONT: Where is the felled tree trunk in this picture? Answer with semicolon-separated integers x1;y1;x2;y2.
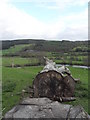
33;70;75;101
33;57;76;101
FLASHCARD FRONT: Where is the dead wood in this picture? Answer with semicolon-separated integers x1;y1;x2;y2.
33;70;75;101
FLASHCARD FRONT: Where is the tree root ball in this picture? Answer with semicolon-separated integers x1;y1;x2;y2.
33;70;75;101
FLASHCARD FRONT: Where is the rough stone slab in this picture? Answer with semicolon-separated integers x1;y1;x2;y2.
69;106;90;119
20;97;52;106
3;98;90;119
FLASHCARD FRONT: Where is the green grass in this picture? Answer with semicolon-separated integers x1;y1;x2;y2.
66;67;89;114
69;67;88;84
2;44;32;55
54;59;84;65
2;65;89;115
48;52;88;66
2;66;43;115
2;45;88;66
2;57;39;66
3;56;81;67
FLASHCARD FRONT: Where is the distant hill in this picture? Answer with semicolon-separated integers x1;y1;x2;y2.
1;39;90;66
1;39;89;53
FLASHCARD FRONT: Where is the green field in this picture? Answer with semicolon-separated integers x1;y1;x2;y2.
2;65;89;115
66;67;89;113
2;41;88;66
2;44;32;55
2;40;89;116
2;57;39;66
2;66;43;115
2;55;87;67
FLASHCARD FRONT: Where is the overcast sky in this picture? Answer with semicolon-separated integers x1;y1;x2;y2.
0;0;88;41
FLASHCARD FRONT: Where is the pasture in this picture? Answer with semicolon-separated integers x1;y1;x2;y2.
2;41;88;66
2;44;32;55
2;65;89;115
2;57;39;66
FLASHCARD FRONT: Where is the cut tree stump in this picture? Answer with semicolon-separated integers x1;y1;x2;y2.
33;70;75;101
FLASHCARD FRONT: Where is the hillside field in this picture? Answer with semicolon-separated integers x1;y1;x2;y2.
2;40;89;66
